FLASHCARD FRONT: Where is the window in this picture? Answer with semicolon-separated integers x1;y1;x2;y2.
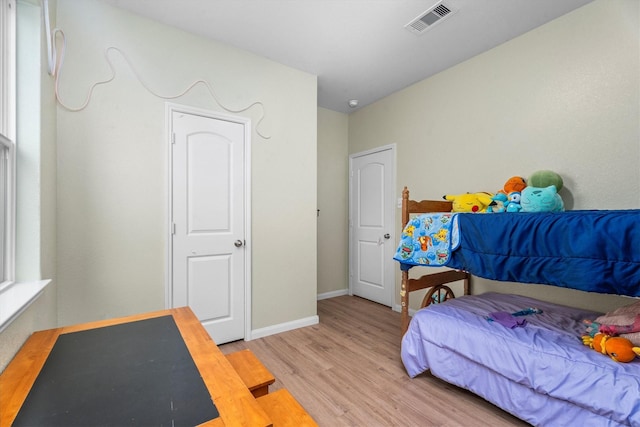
0;0;50;334
0;0;16;288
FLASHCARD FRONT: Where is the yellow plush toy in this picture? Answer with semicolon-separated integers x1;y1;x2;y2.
443;192;494;213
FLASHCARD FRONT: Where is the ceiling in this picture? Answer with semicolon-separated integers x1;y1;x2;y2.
103;0;594;113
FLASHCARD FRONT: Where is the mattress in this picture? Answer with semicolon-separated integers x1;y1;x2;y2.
401;293;640;426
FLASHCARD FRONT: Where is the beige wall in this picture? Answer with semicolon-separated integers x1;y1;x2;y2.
348;0;639;312
55;0;317;329
317;108;349;296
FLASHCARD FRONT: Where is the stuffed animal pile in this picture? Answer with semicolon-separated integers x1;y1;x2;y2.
443;170;566;214
581;300;640;363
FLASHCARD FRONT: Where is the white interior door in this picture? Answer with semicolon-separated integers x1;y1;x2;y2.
349;146;395;307
170;108;248;344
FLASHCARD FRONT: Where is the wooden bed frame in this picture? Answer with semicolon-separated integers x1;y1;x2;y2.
400;187;470;335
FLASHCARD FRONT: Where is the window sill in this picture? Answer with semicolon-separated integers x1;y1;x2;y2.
0;279;51;334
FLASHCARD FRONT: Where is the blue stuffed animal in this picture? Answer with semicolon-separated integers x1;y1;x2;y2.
520;185;564;212
505;191;522;212
486;193;507;213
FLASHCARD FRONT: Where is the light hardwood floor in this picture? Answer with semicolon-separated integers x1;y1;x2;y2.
219;296;531;426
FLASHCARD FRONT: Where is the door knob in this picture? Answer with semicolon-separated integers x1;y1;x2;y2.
384;233;391;239
234;240;244;247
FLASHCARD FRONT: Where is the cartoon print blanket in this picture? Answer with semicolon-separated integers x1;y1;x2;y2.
393;213;459;270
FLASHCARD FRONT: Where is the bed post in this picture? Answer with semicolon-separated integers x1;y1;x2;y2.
401;187;410;335
401;270;410;335
401;187;410;229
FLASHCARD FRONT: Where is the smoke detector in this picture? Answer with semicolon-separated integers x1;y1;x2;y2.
405;2;457;35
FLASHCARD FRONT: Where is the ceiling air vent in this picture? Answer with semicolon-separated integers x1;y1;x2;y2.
405;2;457;35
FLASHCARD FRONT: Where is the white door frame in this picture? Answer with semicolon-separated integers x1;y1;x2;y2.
348;144;397;306
165;102;253;341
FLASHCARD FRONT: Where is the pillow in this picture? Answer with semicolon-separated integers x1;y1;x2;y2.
596;299;640;346
623;332;640;347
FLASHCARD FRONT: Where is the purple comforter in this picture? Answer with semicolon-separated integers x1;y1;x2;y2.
401;293;640;426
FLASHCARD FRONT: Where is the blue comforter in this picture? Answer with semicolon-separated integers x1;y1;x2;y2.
394;210;640;296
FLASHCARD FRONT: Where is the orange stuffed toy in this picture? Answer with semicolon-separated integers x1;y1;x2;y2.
582;333;640;363
500;176;527;195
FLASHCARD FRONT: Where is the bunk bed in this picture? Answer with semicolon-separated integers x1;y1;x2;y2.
395;187;640;426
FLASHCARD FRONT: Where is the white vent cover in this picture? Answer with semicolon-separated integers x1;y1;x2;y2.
405;2;457;35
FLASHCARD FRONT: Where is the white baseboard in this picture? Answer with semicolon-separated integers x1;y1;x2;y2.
249;315;319;340
317;289;349;300
248;290;349;340
393;304;417;317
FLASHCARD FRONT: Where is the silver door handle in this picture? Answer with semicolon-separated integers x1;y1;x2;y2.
234;240;244;247
384;233;391;239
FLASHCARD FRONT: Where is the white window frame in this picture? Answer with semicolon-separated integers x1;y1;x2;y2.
0;0;50;334
0;134;15;289
0;0;16;290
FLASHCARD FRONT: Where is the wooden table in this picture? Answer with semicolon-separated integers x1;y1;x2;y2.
0;307;271;427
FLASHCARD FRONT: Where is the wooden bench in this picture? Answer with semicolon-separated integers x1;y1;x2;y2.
256;389;318;426
225;349;275;398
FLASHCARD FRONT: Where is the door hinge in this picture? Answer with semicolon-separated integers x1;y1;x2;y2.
171;133;176;144
171;223;176;235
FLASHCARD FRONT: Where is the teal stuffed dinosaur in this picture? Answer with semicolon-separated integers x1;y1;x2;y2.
520;185;564;212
